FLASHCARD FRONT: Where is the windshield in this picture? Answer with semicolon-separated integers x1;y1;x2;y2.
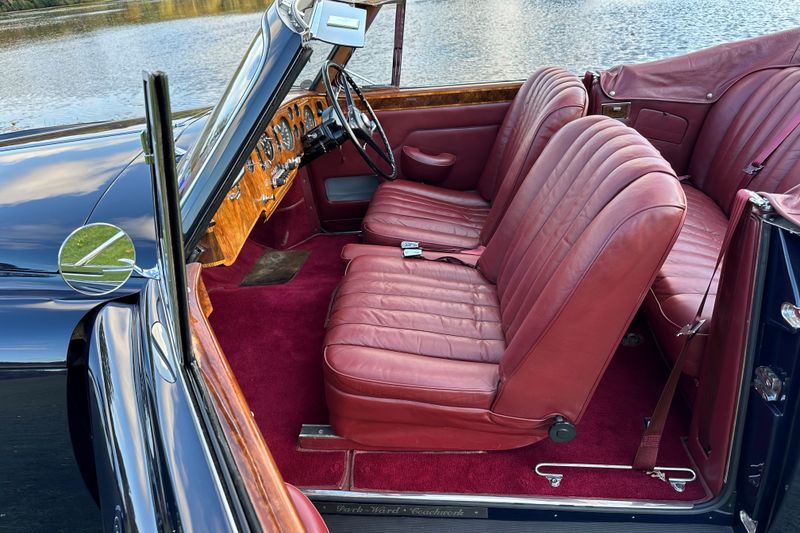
178;26;266;193
294;40;335;89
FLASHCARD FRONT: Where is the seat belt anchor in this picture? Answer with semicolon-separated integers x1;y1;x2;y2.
402;248;423;258
400;241;420;250
676;319;706;338
743;162;764;175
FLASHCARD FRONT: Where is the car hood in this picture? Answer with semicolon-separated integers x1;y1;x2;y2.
0;113;208;274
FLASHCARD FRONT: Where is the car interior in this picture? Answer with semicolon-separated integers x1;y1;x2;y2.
186;27;800;508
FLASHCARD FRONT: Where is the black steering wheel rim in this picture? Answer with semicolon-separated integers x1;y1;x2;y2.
322;61;397;180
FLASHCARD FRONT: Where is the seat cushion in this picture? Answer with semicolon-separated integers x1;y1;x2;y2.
325;254;503;409
645;184;726;377
361;180;490;251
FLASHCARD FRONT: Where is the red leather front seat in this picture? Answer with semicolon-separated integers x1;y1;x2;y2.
323;116;687;450
362;66;588;252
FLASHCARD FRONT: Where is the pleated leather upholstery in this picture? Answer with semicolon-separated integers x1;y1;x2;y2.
361;181;490;251
362;67;588;251
646;67;800;377
323;116;686;450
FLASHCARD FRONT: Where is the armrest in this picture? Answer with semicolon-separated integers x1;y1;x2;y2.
401;146;456;183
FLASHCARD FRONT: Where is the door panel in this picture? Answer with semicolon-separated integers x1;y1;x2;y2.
591;87;711;175
306;83;520;230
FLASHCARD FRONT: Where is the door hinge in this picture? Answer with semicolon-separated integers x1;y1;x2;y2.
746;191;772;212
753;366;784;402
739;510;758;533
140;130;154;164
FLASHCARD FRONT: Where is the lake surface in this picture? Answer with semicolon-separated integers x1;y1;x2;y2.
1;0;799;133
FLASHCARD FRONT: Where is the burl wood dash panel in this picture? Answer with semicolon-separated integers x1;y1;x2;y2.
199;94;327;267
364;81;523;111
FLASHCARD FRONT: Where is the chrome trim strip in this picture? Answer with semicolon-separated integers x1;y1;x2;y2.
301;489;696;511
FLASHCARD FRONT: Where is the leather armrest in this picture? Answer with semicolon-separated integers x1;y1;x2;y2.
401;146;456;183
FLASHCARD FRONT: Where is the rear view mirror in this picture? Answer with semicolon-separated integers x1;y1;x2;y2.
58;223;136;296
309;0;367;48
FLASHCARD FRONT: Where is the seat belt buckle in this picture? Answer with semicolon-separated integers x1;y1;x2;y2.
743;162;764;175
676;319;706;337
400;241;420;250
402;248;423;258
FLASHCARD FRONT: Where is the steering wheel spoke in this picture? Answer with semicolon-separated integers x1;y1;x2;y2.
363;134;394;165
323;61;397;180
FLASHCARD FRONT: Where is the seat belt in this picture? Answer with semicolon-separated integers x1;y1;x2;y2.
737;111;800;191
633;189;753;471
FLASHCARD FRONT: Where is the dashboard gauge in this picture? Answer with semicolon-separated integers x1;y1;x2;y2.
260;134;274;161
316;100;324;116
278;117;294;150
303;105;316;130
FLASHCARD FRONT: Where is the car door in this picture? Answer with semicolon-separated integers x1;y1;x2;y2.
85;71;240;532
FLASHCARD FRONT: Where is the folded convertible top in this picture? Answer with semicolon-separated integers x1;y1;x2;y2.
601;27;800;103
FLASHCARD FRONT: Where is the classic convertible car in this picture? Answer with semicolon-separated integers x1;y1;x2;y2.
2;0;800;531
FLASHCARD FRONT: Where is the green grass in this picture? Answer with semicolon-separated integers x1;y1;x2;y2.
60;224;135;285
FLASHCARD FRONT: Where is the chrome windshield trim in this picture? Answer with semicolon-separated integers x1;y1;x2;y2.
301;489;697;511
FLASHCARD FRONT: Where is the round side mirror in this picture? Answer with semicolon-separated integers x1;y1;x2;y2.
58;223;136;296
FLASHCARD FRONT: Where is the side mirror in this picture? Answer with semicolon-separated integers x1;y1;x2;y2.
309;0;367;48
58;223;136;296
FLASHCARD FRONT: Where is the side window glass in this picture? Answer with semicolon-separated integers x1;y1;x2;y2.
398;2;800;87
344;4;396;87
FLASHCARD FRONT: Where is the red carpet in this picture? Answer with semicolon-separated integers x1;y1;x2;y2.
203;234;356;489
204;234;707;501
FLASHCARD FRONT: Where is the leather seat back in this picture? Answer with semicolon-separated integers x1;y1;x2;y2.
477;115;687;422
689;67;800;214
477;67;588;241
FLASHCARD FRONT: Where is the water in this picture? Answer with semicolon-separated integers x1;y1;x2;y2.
1;0;799;134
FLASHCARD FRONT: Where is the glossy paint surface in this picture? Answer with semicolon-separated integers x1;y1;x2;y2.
0;3;303;531
0;113;206;275
0;369;101;531
0;128;143;273
87;293;236;532
737;222;800;528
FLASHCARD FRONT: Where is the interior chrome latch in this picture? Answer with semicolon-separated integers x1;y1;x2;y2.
534;463;697;493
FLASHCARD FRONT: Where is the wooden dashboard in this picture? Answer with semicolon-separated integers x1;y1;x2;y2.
199;94;328;266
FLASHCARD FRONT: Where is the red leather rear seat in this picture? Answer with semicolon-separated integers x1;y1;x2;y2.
362;66;588;252
645;67;800;377
323;116;686;450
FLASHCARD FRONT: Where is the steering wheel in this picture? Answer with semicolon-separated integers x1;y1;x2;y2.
322;61;397;180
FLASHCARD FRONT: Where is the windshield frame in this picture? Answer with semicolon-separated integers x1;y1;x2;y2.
177;13;270;200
